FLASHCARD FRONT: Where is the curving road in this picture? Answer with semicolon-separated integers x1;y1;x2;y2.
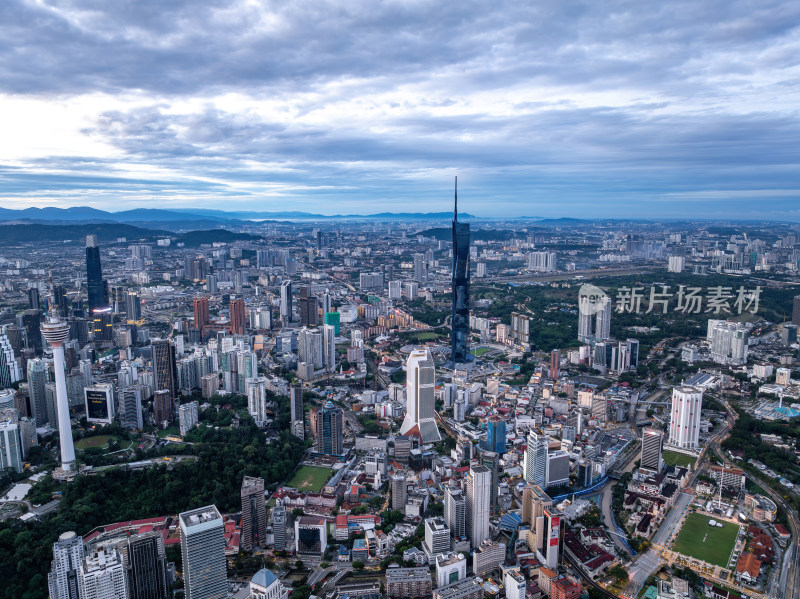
711;397;800;599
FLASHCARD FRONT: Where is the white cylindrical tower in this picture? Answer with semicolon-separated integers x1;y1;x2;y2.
42;314;76;471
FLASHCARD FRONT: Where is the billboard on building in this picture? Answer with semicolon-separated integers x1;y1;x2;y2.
85;387;112;423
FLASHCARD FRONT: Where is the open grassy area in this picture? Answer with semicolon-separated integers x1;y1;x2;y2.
662;450;697;468
74;434;122;450
157;426;180;438
672;512;739;567
471;346;492;356
286;466;332;492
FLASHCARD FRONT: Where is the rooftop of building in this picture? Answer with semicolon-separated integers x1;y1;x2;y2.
436;552;466;567
385;566;432;580
425;517;448;531
179;505;221;528
736;552;761;578
251;568;278;589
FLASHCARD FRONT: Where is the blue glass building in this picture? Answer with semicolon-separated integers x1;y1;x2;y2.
451;177;471;364
484;417;507;454
85;234;109;313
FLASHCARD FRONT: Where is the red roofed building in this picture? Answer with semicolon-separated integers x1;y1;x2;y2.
334;514;349;541
551;577;581;599
224;516;241;556
774;523;791;542
735;552;761;585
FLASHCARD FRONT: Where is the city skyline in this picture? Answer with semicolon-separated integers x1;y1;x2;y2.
3;209;800;598
3;3;800;597
1;1;799;219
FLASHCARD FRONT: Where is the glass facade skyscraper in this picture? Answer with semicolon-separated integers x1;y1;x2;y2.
484;417;506;454
451;177;471;364
314;400;343;456
85;235;109;314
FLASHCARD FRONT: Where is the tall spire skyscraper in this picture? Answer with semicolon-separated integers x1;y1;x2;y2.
451;177;471;364
85;234;109;313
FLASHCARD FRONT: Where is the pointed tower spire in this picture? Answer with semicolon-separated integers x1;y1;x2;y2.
454;175;458;222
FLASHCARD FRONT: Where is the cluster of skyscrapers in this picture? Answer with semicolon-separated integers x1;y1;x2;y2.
48;530;170;599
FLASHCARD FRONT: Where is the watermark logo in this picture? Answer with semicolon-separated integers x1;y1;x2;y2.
578;283;610;316
578;284;762;315
614;285;762;315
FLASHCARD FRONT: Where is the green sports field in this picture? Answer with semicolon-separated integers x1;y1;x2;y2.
74;434;121;450
286;466;332;492
662;450;697;468
672;512;739;567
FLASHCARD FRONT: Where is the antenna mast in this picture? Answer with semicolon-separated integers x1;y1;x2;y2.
454;176;458;221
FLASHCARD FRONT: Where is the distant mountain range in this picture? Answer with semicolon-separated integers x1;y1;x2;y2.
0;223;261;246
0;206;476;225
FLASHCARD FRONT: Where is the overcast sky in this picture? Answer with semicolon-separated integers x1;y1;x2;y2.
1;0;799;218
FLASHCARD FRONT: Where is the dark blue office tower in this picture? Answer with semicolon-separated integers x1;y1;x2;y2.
451;177;471;364
85;234;109;313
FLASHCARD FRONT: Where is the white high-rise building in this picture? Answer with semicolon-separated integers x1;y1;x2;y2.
444;487;466;540
48;531;85;599
436;553;467;588
246;376;269;427
595;297;612;340
465;465;491;548
298;328;323;370
524;430;548;487
279;281;292;323
179;401;199;436
27;357;49;427
668;387;702;450
578;296;611;342
79;546;129;599
400;349;441;443
708;320;749;365
322;324;336;373
545;450;570;487
528;251;557;272
641;427;663;471
0;409;23;472
577;308;593;343
424;517;451;556
179;505;227;599
538;508;563;569
776;367;792;386
0;334;22;386
413;253;428;281
504;571;527;599
668;256;686;273
388;280;403;300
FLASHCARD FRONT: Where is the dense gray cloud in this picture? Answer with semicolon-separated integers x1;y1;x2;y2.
1;0;799;217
